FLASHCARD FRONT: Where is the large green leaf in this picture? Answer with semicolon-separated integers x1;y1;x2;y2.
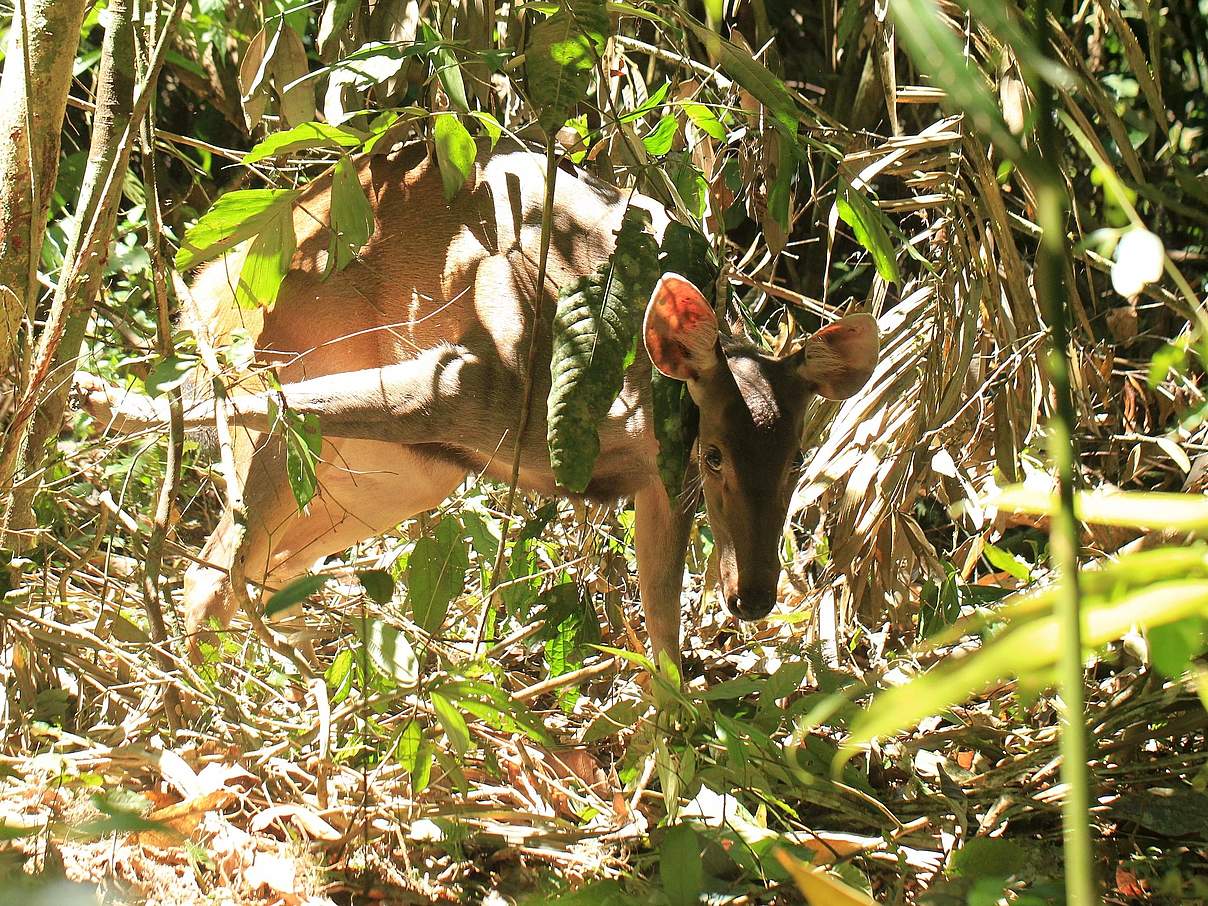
526;0;610;134
434;114;477;200
325;154;375;275
679;14;798;128
243;122;364;163
992;484;1208;533
835;179;901;285
234;197;297;309
358;618;419;686
547;206;659;492
265;573;329;617
660;825;704;906
408;516;469;634
844;578;1208;755
175;188;300;271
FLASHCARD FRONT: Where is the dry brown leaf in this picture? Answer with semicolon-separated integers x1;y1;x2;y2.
250;804;342;842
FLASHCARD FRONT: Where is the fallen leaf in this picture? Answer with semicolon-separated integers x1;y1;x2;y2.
250;804;342;841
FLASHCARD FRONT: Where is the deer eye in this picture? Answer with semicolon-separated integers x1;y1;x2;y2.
703;446;724;472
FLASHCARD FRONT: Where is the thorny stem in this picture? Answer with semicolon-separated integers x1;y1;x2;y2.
1031;0;1098;901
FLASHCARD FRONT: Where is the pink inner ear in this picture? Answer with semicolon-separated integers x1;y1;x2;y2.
643;273;719;381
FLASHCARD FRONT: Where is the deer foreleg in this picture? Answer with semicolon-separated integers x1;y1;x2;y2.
634;478;694;670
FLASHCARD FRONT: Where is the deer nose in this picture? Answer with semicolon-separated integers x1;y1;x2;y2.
726;589;776;621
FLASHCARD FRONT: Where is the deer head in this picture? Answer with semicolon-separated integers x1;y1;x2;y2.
643;273;879;620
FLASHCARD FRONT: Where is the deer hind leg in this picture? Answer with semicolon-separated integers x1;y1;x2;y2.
183;438;465;649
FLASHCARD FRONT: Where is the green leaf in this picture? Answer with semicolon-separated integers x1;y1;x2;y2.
547;205;660;491
325;648;354;691
619;81;670;123
991;485;1208;533
951;837;1028;880
422;24;469;113
583;697;645;742
243;122;364;163
660;825;703;906
1148;617;1208;678
270;399;322;509
175;188;300;271
982;543;1031;582
235;196;297;309
408;517;469;634
845;579;1208;755
442;679;556;744
434;114;477;200
394;719;423;771
682;101;725;139
265;573;328;617
325;155;375;275
642;114;678;155
835;180;900;284
145;353;198;397
679;15;798;128
430;690;471;755
357;568;395;605
359;619;419;686
526;0;610;134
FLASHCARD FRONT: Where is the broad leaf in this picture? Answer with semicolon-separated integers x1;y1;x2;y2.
357;568;395;605
235;198;297;309
643;114;678;155
421;23;469;113
992;484;1208;533
547;205;659;492
265;573;329;617
270;398;322;509
244;122;363;163
145;353;198;397
325;154;375;274
175;188;300;271
434;114;477;200
835;180;900;284
660;825;703;906
430;690;471;755
358;619;419;686
682;101;725;140
526;0;610;134
408;516;469;634
680;15;798;128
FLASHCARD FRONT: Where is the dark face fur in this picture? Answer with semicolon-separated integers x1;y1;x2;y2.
643;273;879;623
695;346;811;619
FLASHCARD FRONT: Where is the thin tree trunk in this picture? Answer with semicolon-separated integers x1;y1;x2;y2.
0;0;88;378
0;0;188;547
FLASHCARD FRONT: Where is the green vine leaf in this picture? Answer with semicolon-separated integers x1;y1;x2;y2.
526;0;609;135
547;206;659;492
175;188;300;272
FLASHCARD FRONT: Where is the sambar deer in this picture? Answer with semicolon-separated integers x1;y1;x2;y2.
78;143;879;663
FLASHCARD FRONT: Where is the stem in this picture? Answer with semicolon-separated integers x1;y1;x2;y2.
1031;0;1097;901
474;140;559;650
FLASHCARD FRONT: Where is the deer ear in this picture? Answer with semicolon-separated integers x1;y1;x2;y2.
798;313;879;399
643;273;720;382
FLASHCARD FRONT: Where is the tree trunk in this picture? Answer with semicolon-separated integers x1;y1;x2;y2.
0;0;186;546
0;0;88;378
